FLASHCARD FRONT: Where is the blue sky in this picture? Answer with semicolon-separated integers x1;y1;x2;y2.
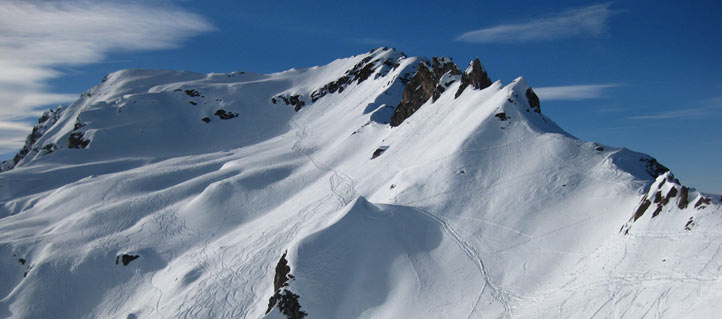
1;0;720;193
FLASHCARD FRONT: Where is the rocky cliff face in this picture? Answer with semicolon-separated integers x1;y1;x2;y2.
390;57;461;127
390;56;496;127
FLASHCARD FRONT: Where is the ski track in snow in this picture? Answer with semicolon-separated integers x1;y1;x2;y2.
416;207;512;318
291;117;358;207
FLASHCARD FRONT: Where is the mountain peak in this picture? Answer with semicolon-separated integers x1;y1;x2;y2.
1;48;720;319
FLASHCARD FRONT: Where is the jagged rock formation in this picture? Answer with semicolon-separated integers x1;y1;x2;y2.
640;157;670;178
390;57;461;127
272;94;306;111
266;252;306;319
1;106;64;171
621;172;713;234
68;132;91;149
310;47;405;103
695;196;711;209
455;58;492;98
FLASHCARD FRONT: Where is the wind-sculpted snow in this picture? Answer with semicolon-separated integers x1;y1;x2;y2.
288;197;482;318
1;48;721;318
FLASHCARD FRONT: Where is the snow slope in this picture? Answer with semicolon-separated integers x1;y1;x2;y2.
1;47;720;318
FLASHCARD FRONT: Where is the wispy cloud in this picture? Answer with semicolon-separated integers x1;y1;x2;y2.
0;0;213;154
457;3;614;43
628;104;722;120
534;84;618;100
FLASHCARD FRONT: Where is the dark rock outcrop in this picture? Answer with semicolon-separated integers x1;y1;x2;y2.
390;57;461;127
371;146;388;159
678;186;690;209
184;89;200;97
1;106;64;171
266;252;307;319
68;132;91;149
310;76;348;102
274;290;305;319
214;109;238;120
632;196;652;222
685;217;695;231
455;58;492;98
640;157;669;179
695;197;711;209
40;143;56;155
272;252;291;293
289;96;305;111
310;50;406;103
201;117;211;123
494;112;507;121
116;254;139;266
649;177;679;218
272;94;306;112
625;174;695;233
526;88;541;113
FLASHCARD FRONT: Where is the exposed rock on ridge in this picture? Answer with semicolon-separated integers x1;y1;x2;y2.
310;47;406;103
525;88;541;113
1;106;65;171
640;157;669;179
621;172;713;234
390;57;461;127
455;58;492;98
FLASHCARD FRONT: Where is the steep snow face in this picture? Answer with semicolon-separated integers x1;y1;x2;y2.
1;48;721;319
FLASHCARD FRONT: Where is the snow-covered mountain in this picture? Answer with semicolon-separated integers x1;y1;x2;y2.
1;47;720;318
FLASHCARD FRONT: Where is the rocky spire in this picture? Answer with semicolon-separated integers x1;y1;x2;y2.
454;58;492;98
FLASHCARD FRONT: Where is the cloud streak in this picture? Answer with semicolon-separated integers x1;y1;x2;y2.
0;0;213;154
628;104;722;120
457;3;613;43
534;84;618;100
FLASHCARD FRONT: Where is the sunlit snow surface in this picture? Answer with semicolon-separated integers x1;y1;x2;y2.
1;49;721;318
